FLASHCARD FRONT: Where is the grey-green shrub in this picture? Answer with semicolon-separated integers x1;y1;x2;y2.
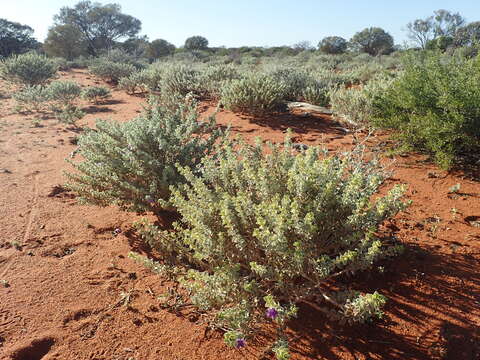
13;85;50;112
135;136;408;357
220;73;287;114
330;76;393;127
88;60;136;84
81;86;111;104
161;65;199;96
270;68;312;101
0;52;57;86
66;95;226;215
198;64;240;99
118;71;149;94
301;80;330;106
47;80;82;106
56;105;85;127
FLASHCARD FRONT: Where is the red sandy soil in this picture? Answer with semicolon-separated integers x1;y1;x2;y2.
0;69;479;360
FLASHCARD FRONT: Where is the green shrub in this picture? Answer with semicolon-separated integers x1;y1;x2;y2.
0;52;57;86
220;73;287;114
81;86;111;104
88;60;136;84
56;105;85;127
13;85;50;112
371;51;480;168
135;137;407;357
52;57;71;71
47;80;82;107
66;96;226;215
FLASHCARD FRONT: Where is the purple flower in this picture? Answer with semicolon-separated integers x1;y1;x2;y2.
145;195;155;204
266;308;278;319
235;338;246;349
113;228;122;235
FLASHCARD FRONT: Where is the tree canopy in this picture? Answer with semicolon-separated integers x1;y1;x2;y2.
0;18;39;58
350;27;394;56
54;1;141;56
318;36;348;54
184;36;209;51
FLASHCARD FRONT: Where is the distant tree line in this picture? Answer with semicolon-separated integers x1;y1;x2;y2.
1;2;479;60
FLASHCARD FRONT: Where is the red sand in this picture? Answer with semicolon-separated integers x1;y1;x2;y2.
0;69;478;360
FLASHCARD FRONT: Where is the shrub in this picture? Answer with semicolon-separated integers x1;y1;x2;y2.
13;85;50;112
118;71;149;94
221;73;287;114
81;86;111;104
301;80;330;106
371;52;480;168
0;52;57;86
270;68;312;101
47;80;81;107
135;137;408;357
198;64;240;99
56;105;85;127
66;96;226;215
161;65;199;96
52;57;71;71
88;60;136;84
330;76;393;127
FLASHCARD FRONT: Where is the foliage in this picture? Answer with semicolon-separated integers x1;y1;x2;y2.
0;52;57;86
371;51;480;168
454;21;480;47
319;36;348;54
184;36;209;51
47;80;82;107
88;60;136;83
270;68;312;101
66;96;226;215
350;27;394;56
160;65;199;96
0;18;39;57
13;85;50;112
330;76;393;127
118;71;149;94
220;73;287;114
198;64;240;99
44;24;88;60
147;39;176;59
136;136;407;356
56;104;85;126
81;86;111;103
54;0;141;56
301;80;330;106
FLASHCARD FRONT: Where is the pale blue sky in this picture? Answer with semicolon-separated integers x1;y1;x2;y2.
2;0;479;47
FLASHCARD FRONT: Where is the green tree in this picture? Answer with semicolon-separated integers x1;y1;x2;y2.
184;36;209;51
54;1;141;56
44;24;88;60
350;27;394;56
454;22;480;47
318;36;348;54
147;39;175;59
0;18;39;57
121;36;149;57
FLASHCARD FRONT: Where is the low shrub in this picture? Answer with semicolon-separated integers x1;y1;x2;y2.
88;60;136;84
270;68;312;101
220;73;287;114
161;65;199;96
118;71;149;94
66;95;226;215
330;76;393;127
13;85;50;112
301;80;330;106
81;86;111;104
47;81;82;107
198;64;240;99
55;105;85;127
0;52;57;86
371;51;480;168
135;136;408;357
